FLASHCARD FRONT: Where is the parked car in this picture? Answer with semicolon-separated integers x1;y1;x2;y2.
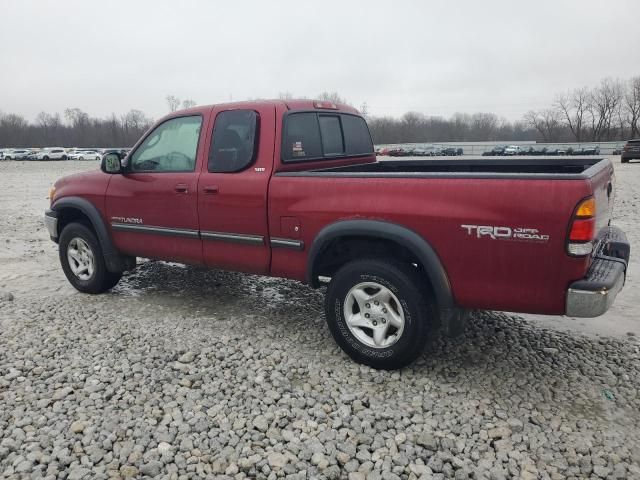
504;145;522;156
612;148;622;155
37;148;68;160
44;99;629;370
442;147;459;156
25;150;41;160
621;139;640;163
572;147;600;156
3;149;30;160
482;146;506;156
69;150;102;161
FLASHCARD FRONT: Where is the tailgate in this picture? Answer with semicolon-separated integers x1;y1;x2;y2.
589;159;615;241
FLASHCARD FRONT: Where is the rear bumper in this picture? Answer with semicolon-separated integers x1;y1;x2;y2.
565;226;630;317
44;209;59;242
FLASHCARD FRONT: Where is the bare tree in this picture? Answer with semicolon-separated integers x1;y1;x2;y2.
317;92;349;105
166;95;181;112
468;113;499;141
587;78;624;141
623;76;640;139
555;87;589;141
360;102;369;117
182;99;196;109
278;92;294;100
524;109;562;142
64;108;89;128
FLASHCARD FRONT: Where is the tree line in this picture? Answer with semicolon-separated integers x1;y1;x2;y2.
524;77;640;142
0;95;194;148
1;80;638;148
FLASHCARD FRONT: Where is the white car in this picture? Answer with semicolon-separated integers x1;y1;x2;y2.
37;148;68;160
3;149;31;160
69;150;102;161
504;145;522;156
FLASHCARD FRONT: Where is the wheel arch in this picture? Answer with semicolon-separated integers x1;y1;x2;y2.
51;196;130;272
307;219;454;310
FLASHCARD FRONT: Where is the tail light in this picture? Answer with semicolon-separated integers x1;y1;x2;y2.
567;197;595;256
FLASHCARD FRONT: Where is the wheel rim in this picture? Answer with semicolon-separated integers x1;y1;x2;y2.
67;237;95;281
343;282;405;349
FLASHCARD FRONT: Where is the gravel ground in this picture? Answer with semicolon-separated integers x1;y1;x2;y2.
0;159;639;480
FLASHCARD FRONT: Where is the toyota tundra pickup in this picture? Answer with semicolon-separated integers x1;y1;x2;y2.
44;99;630;369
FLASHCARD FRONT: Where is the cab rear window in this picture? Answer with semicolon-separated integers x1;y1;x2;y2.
283;112;373;162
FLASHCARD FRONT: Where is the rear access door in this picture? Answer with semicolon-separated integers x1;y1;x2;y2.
197;104;276;274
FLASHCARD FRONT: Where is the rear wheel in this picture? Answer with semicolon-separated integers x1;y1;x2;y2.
621;158;629;163
324;258;434;369
59;222;121;293
43;156;49;161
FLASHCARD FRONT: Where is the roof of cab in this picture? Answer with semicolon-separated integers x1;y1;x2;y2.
164;99;360;120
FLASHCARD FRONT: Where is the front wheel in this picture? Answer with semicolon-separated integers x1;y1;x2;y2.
59;222;122;293
324;259;434;369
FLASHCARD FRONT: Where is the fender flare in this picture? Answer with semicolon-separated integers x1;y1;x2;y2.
51;196;117;259
307;219;454;310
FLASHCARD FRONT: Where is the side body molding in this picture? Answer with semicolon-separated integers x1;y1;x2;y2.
307;219;455;311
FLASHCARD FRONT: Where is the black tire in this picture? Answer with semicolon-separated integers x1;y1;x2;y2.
324;258;435;370
61;155;67;160
5;156;11;160
43;156;49;161
78;156;84;161
59;222;122;293
621;158;629;163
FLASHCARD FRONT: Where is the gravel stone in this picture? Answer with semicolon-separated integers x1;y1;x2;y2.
0;160;639;480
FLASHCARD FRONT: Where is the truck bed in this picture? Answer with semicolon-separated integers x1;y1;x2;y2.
276;157;609;180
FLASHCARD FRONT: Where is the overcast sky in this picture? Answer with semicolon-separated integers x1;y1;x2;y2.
1;0;639;122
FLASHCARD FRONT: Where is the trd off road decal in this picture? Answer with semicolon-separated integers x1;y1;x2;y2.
461;224;550;243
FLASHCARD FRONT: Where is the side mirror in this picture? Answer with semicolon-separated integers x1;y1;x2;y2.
101;152;123;174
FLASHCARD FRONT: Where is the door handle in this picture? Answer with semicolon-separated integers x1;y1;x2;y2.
174;184;188;193
203;185;219;195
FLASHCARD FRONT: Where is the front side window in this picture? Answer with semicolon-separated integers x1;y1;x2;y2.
130;115;202;172
209;110;258;173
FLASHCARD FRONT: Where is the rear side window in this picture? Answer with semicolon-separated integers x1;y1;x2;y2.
283;112;373;162
283;112;323;160
209;110;258;173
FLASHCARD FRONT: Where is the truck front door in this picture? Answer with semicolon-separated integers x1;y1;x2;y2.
105;114;205;264
197;105;275;274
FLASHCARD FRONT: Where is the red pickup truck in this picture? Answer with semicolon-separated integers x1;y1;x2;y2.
45;100;630;369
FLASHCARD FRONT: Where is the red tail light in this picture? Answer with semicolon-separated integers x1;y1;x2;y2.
567;197;596;256
569;218;595;242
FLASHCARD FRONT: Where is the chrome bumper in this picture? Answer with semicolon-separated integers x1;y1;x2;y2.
44;209;58;241
565;226;629;318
